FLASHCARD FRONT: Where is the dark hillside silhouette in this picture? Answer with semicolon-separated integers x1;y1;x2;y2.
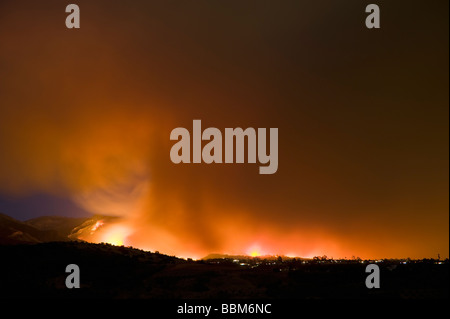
0;241;448;299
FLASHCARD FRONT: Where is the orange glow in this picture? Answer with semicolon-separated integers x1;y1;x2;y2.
0;1;447;261
100;224;132;247
247;244;263;258
106;235;124;246
90;220;104;234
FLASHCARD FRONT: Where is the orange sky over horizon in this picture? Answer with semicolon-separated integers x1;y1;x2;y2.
0;0;448;260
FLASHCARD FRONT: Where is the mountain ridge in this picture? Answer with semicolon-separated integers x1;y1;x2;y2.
0;212;66;244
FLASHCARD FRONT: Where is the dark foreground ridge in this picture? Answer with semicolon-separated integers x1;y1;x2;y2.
0;241;448;299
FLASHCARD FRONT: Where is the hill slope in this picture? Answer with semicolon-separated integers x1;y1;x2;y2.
25;216;89;237
0;213;66;244
0;241;448;299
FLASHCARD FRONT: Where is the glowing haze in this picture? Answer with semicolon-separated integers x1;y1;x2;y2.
0;1;448;259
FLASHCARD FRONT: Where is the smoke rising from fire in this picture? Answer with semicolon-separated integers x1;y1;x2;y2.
0;0;448;259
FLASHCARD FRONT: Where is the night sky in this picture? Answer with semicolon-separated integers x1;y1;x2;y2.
0;0;448;259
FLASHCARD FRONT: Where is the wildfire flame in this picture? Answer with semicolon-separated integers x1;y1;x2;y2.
90;220;104;234
248;244;262;257
100;224;132;247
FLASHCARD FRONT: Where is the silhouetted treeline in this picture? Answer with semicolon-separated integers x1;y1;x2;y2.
0;242;448;299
